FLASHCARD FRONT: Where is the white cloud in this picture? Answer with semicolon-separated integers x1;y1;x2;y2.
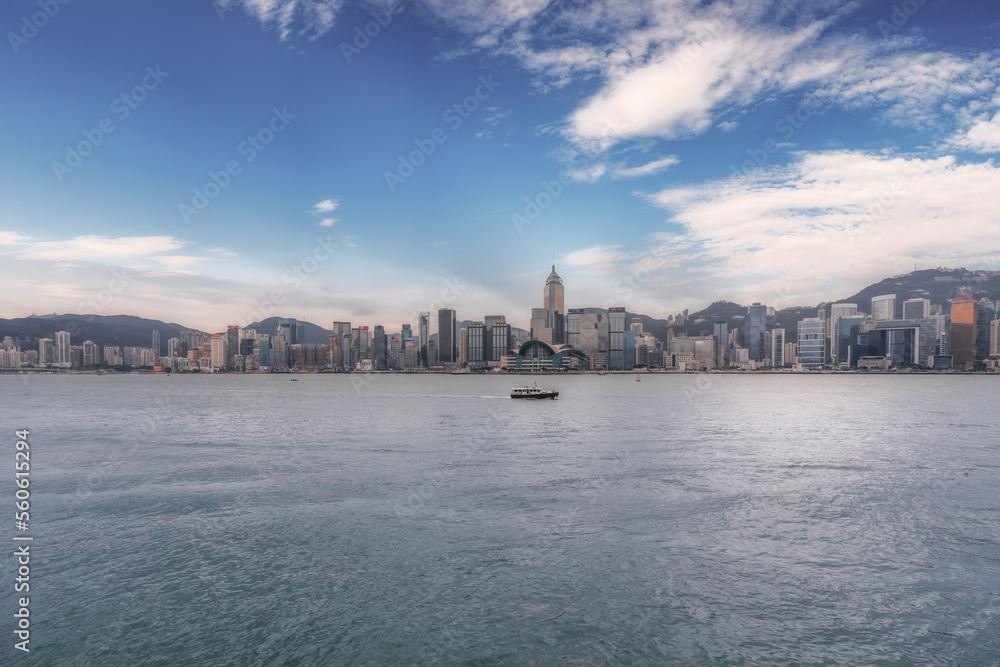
15;235;186;263
612;156;679;179
312;199;339;213
561;244;629;276
568;163;607;182
643;150;1000;304
318;218;338;227
221;0;344;41
0;231;32;246
717;120;739;132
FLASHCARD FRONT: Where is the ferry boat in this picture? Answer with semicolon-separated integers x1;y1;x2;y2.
510;383;559;399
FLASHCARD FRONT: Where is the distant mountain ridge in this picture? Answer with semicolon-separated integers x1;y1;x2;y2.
3;268;997;349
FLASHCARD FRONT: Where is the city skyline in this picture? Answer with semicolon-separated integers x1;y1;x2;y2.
3;2;1000;332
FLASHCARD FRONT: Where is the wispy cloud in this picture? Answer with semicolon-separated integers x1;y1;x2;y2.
219;0;344;41
642;150;1000;304
611;156;679;179
318;218;338;227
561;244;629;275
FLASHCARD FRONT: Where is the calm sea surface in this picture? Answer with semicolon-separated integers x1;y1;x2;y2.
2;373;999;665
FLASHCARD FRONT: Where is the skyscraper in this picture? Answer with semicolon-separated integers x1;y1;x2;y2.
771;326;785;367
491;321;511;362
608;307;626;370
468;322;485;367
713;321;729;368
902;298;930;319
484;315;505;362
828;303;858;364
226;325;239;370
544;265;565;345
419;312;429;367
871;294;896;321
438;309;456;363
797;318;825;368
151;329;161;356
373;325;387;370
950;293;977;369
745;303;767;362
332;322;351;369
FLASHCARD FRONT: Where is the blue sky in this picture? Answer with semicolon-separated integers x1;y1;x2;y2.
2;0;1000;332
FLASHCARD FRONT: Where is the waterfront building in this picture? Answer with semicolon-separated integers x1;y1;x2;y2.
797;318;825;368
55;330;72;368
259;335;271;368
419;312;429;367
226;325;239;370
459;327;469;366
713;321;729;368
950;294;976;369
608;307;626;370
667;335;716;370
544;265;565;345
152;329;160;357
771;326;785;367
490;321;511;362
427;339;438;367
404;339;416;368
484;315;505;361
744;304;767;362
210;334;227;370
990;319;1000;358
438;309;456;363
82;340;99;366
374;325;387;370
467;322;485;368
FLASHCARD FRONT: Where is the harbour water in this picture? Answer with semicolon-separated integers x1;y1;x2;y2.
3;373;999;665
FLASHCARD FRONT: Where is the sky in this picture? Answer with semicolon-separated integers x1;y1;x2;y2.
2;0;1000;333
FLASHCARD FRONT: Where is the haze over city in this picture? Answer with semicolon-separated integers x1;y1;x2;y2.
3;0;1000;332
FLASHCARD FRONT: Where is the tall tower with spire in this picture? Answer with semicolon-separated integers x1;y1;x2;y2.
544;265;565;345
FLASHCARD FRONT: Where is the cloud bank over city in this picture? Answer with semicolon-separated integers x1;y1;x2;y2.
2;0;999;331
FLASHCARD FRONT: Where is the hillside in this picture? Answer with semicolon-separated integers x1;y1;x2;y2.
0;314;198;353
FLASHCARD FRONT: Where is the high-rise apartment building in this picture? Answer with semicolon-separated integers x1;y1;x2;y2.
54;330;72;368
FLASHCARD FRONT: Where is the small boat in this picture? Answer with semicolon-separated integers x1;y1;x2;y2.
510;383;558;399
635;375;641;382
290;378;298;381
